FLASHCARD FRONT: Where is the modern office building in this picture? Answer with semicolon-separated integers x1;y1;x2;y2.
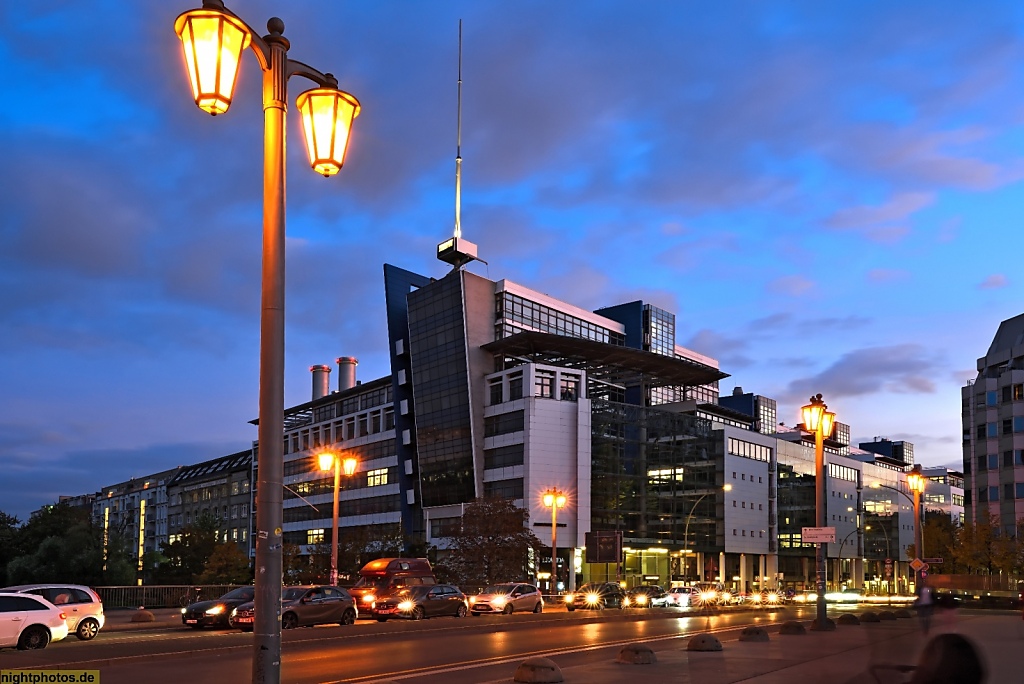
920;467;965;524
859;438;914;470
962;313;1024;533
166;449;254;556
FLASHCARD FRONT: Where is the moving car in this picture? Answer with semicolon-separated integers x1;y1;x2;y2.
469;583;543;616
0;592;69;650
181;586;255;629
1;583;104;641
624;585;665;608
565;582;626;611
347;558;436;614
371;584;468;621
229;585;357;631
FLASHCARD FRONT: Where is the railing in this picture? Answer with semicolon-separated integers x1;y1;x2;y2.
93;585;242;609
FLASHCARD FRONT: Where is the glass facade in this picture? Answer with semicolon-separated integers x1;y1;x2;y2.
590;399;720;549
408;272;477;507
495;291;626;345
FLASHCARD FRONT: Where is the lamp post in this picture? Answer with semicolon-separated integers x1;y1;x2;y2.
801;393;836;631
870;470;926;591
173;3;360;682
682;484;732;578
317;452;357;585
542;489;567;592
906;465;926;588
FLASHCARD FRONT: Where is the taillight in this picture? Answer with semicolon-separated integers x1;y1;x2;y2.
59;612;67;620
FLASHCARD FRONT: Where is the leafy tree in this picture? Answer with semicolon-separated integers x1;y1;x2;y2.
6;503;104;586
435;497;540;591
154;513;219;583
953;514;998;574
198;544;252;584
0;511;21;582
919;511;956;573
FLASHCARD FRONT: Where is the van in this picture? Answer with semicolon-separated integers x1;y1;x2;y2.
347;558;436;611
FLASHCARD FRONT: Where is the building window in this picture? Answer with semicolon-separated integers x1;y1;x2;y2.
560;376;580;401
430;517;461;538
484;411;525;437
989;454;999;470
978;455;987;471
987;391;998;406
1015;416;1024;433
367;468;388;487
988;423;998;438
231;481;240;495
535;370;555;398
989;486;999;502
483;478;524;500
307;529;324;545
241;504;248;517
508;372;523;400
231;505;238;519
1016;483;1024;499
1015;384;1024;401
489;378;503;405
358;415;369;437
484;443;525;470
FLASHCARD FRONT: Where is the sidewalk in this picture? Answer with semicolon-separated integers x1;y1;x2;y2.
103;608;185;631
484;610;1023;684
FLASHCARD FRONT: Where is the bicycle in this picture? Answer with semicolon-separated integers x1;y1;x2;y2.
178;587;202;608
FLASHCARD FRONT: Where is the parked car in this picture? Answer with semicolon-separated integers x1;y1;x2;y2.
0;592;69;650
469;583;543;616
565;582;626;611
181;586;255;629
371;584;468;621
1;584;104;641
624;585;665;608
347;558;436;613
229;585;357;631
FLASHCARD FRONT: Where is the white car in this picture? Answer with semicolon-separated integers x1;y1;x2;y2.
0;592;69;650
662;587;700;607
2;584;105;641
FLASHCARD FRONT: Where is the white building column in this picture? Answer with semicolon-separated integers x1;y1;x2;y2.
765;553;778;589
853;557;864;589
719;551;726;583
739;553;748;592
696;552;704;581
758;555;767;591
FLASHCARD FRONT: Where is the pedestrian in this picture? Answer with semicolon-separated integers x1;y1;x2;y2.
915;582;935;635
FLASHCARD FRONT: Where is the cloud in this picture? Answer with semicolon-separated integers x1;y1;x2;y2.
767;275;816;297
867;268;910;283
826;192;935;229
783;344;941;402
683;329;754;368
978;274;1008;289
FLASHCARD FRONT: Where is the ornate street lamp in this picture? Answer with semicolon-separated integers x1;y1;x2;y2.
317;451;358;586
906;464;926;586
801;393;836;631
296;88;362;176
172;2;360;682
543;489;568;592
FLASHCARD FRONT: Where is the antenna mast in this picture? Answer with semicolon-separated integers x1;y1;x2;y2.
454;20;463;239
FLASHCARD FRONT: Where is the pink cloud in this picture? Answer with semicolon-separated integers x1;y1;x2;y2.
978;274;1008;289
768;275;816;297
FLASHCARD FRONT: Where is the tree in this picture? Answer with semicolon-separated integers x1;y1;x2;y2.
435;497;540;591
5;503;104;586
197;544;252;584
154;513;219;583
920;511;956;573
0;511;21;582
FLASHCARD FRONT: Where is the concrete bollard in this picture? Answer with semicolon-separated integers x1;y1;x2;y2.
130;610;155;622
811;617;836;631
894;609;912;619
860;612;881;623
878;611;897;621
779;620;806;635
837;613;860;625
687;633;723;651
739;626;770;642
617;643;657;664
514;657;564;683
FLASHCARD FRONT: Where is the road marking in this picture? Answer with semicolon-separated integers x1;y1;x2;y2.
326;621;761;683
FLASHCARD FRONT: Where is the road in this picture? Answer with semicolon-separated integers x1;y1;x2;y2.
0;605;831;683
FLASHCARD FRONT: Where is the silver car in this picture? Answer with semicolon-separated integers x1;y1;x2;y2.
1;584;105;641
470;583;543;615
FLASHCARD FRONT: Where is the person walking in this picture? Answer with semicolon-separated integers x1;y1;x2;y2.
915;582;935;635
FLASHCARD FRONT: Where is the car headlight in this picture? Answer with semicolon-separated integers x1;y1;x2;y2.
231;607;238;616
721;592;731;602
363;594;375;604
586;593;601;605
767;592;780;604
564;594;574;603
635;594;647;604
469;596;476;604
181;608;187;615
205;605;225;615
622;597;631;607
492;597;506;608
398;600;414;611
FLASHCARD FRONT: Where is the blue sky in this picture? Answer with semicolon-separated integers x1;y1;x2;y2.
2;0;1022;520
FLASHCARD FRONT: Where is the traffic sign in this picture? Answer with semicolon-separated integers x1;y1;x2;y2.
802;526;836;543
922;557;943;565
909;558;925;572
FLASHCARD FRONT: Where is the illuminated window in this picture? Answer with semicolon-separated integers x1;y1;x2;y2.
308;528;325;545
367;468;388;487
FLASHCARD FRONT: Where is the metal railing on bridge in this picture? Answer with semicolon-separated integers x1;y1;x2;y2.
93;585;242;609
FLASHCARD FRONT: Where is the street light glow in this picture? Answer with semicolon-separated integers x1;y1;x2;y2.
296;87;362;176
342;456;358;476
317;451;336;472
174;8;251;115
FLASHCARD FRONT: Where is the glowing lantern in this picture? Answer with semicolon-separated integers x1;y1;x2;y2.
295;87;361;176
174;8;251;115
